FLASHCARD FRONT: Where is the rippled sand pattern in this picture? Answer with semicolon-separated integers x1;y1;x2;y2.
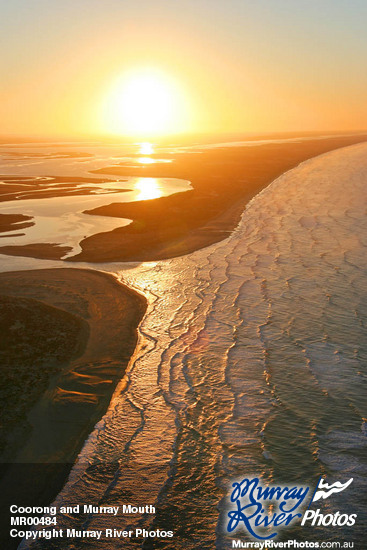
24;143;367;548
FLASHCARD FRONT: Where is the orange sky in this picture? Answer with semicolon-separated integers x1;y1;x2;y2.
1;0;367;137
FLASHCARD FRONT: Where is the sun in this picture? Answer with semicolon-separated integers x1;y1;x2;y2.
101;69;189;137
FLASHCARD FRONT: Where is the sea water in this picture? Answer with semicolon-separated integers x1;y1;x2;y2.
12;142;367;548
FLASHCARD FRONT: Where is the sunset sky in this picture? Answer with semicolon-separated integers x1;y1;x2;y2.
1;0;366;137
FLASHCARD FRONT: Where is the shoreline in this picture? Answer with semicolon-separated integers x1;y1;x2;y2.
69;135;367;262
0;135;365;262
0;268;146;547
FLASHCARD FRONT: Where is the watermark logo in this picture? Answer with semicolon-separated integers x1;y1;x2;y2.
226;476;356;540
227;477;309;540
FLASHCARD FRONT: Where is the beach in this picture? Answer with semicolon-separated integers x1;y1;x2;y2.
0;268;146;548
0;135;365;262
70;135;367;261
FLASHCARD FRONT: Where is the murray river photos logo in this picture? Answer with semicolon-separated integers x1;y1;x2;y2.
226;476;356;540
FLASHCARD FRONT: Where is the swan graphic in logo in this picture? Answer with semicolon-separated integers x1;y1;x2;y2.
310;477;353;504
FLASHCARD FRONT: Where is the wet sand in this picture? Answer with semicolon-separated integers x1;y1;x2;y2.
0;268;146;463
0;268;146;544
0;213;33;234
0;175;129;203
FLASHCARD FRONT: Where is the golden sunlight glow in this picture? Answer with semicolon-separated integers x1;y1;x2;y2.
101;69;189;137
137;157;172;164
137;157;156;164
139;142;154;155
135;177;161;200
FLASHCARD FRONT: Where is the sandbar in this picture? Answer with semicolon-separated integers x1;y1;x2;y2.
0;268;146;541
70;135;367;262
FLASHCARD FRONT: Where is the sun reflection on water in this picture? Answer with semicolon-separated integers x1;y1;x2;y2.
139;142;154;155
137;157;172;165
136;142;171;165
138;157;156;164
135;177;161;200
